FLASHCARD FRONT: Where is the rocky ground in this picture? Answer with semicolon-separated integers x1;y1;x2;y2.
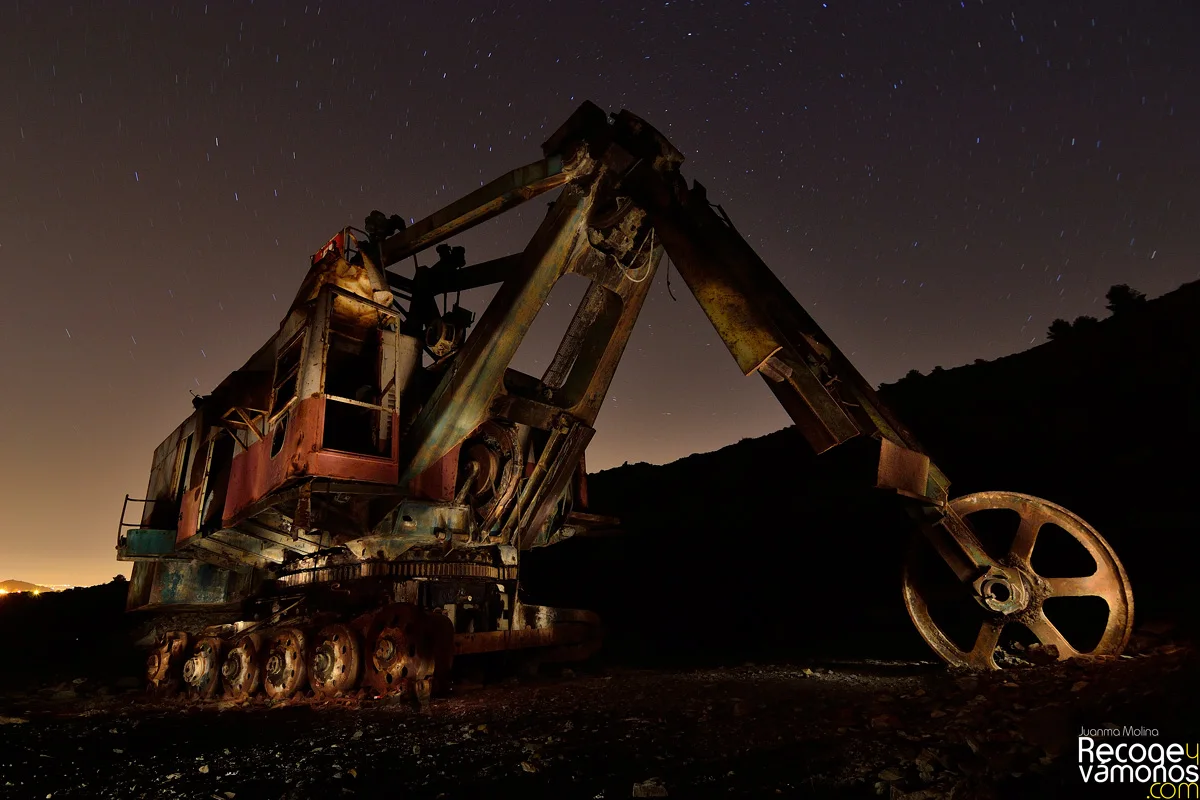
1;639;1194;800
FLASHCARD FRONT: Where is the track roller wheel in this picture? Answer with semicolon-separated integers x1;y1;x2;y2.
262;627;308;700
363;604;454;697
146;631;189;695
903;491;1134;670
221;632;264;701
182;636;224;699
309;623;362;698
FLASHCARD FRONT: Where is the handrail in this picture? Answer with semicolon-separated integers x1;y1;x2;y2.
115;494;168;548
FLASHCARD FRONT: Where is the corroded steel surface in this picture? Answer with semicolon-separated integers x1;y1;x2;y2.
222;396;400;524
454;624;596;656
146;631;189;695
183;636;224;700
276;559;517;588
220;633;264;701
262;628;308;700
309;623;362;698
903;491;1134;670
362;604;454;696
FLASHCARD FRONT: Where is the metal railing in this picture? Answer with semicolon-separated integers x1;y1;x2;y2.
115;495;166;549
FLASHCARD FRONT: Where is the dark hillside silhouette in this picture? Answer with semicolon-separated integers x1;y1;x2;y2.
876;279;1200;630
525;279;1200;663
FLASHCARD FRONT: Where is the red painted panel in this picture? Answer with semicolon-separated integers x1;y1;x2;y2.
406;445;461;501
176;485;202;546
223;395;400;524
312;449;398;483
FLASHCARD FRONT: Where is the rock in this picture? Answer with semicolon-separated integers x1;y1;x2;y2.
1025;643;1060;664
954;676;979;693
632;778;669;797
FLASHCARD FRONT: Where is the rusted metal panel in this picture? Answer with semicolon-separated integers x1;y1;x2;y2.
140;410;203;530
290;240;393;318
646;211;786;377
223;396;400;524
176;484;201;546
117;528;177;559
759;355;862;454
222;397;321;523
574;457;589;509
311;444;398;484
147;560;241;606
349;500;473;556
876;437;932;498
453;625;593;655
488;389;562;431
125;561;155;610
405;444;462;502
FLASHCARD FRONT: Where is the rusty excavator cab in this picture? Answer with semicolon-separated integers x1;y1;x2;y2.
115;102;1133;702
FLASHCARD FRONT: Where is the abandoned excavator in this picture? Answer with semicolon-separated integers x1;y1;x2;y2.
116;101;1134;702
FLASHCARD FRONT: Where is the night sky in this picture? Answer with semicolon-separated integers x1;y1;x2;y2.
2;0;1197;586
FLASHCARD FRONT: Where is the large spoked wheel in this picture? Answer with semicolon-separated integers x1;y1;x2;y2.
903;491;1134;670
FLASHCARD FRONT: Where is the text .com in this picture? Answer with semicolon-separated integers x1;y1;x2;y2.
1079;737;1200;784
